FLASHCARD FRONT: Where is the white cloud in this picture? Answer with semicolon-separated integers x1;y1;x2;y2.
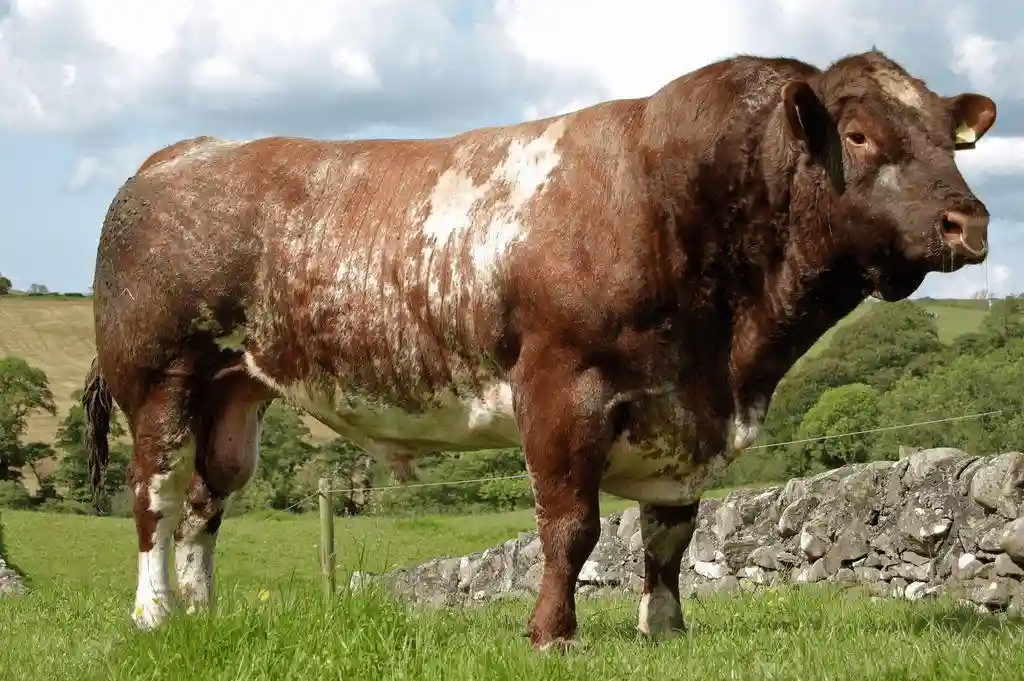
957;136;1024;181
1;0;1021;202
64;143;154;192
947;8;1024;101
496;0;900;106
0;0;589;137
922;260;1016;299
3;0;1019;141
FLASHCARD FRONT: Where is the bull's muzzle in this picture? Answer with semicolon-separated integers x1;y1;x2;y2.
938;209;989;263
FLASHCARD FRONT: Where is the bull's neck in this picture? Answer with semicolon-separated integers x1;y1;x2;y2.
642;96;870;405
727;158;869;406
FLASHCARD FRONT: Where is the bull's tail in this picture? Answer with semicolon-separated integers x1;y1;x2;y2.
83;357;113;514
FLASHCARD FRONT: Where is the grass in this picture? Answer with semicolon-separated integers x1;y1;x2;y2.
2;508;1024;681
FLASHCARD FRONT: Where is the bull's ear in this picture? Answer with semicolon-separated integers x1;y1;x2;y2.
782;80;832;156
782;79;844;193
947;93;997;150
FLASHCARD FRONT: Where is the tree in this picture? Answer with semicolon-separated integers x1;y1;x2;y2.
0;356;57;485
760;300;944;460
877;339;1024;455
317;437;374;515
820;300;944;391
789;383;883;473
0;274;11;295
54;389;131;512
26;283;49;296
978;295;1024;344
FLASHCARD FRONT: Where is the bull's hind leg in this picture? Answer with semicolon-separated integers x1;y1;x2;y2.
129;372;196;630
636;502;699;639
174;376;270;615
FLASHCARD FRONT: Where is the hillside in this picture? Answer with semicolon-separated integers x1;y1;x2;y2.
0;293;991;454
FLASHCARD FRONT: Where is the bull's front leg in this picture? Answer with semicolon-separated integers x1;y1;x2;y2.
517;363;613;652
637;501;700;639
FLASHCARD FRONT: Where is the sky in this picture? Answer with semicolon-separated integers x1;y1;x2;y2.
0;0;1021;298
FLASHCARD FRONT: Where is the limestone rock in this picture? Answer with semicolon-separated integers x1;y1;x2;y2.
897;506;951;553
617;506;641;541
993;553;1024;578
970;452;1024;519
800;521;831;560
694;561;728;580
997;518;1024;563
778;494;819;538
903;448;968;486
955;554;986;581
965;579;1012;609
854;566;881;583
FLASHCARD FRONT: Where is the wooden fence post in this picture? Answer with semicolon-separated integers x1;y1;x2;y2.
318;477;336;599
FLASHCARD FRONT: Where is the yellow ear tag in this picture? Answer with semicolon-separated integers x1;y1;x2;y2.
955;121;977;146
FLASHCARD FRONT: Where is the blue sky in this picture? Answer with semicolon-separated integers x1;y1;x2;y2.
1;0;1022;298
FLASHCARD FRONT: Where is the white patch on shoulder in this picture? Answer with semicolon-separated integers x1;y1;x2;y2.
413;118;567;298
133;439;195;630
872;69;923;109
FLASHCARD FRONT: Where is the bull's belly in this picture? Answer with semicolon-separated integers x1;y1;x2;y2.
244;349;760;503
244;352;521;455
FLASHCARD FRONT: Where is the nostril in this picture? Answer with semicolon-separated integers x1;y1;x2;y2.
940;211;966;243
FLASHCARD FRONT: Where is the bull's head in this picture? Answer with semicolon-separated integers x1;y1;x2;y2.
781;50;997;301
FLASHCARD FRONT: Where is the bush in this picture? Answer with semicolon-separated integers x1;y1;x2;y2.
0;481;33;509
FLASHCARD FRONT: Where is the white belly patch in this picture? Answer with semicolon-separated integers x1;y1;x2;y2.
244;351;520;454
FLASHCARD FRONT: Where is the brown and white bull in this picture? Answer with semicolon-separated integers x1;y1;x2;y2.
84;49;996;650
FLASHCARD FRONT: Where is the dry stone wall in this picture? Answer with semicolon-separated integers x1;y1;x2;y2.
0;515;28;598
355;448;1024;614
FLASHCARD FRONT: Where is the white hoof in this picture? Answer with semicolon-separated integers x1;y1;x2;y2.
637;588;687;640
132;594;173;631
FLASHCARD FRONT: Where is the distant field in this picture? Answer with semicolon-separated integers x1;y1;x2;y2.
2;507;1022;681
0;294;991;482
801;297;990;360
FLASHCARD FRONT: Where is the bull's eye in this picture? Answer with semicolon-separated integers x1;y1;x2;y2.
846;131;868;146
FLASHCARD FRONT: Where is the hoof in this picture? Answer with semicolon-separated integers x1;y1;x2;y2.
132;596;173;631
636;624;686;642
534;637;581;654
